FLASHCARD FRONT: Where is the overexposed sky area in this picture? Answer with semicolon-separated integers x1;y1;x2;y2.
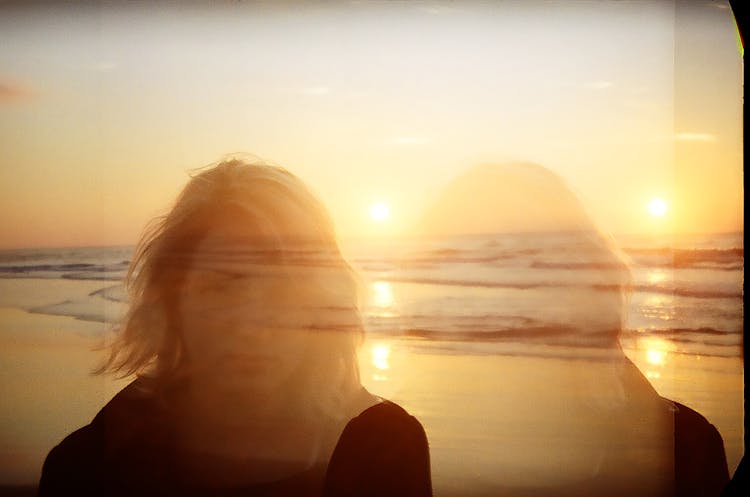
0;0;743;248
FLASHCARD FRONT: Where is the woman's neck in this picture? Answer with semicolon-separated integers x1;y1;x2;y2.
169;379;329;484
168;378;381;470
174;376;307;432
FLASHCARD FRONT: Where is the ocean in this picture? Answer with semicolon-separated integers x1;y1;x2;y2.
0;232;743;358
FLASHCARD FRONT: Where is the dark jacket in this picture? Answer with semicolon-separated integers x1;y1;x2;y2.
38;382;432;497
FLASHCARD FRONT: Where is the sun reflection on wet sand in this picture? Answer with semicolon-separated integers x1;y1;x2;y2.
636;337;675;380
646;268;670;285
366;342;392;382
372;343;391;370
369;280;396;317
642;294;676;322
647;348;666;366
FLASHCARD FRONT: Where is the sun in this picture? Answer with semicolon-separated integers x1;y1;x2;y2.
370;202;390;222
648;197;668;217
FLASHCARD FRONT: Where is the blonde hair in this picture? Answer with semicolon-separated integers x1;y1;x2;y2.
100;159;364;419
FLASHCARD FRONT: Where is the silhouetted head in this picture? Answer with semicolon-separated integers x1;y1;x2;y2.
420;162;632;348
103;159;363;417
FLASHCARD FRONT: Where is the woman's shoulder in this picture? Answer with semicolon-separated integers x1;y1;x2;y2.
38;380;160;495
325;399;432;496
333;397;430;456
40;382;146;473
669;399;730;497
38;422;103;495
346;400;425;436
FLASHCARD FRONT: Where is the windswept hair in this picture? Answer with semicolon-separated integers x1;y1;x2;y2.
99;159;364;419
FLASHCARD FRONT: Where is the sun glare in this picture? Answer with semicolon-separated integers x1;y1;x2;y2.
372;281;394;308
371;343;391;371
370;202;390;222
648;197;668;217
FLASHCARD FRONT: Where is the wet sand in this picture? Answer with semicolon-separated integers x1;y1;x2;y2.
0;307;128;485
0;283;743;494
358;337;744;494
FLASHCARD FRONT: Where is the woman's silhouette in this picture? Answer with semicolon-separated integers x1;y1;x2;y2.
417;162;729;497
38;159;432;496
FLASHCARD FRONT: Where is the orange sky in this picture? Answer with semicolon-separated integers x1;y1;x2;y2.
0;1;743;249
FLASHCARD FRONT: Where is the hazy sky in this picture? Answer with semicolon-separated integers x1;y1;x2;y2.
0;0;743;249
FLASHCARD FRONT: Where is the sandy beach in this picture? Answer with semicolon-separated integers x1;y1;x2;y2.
0;310;128;485
358;337;744;494
0;277;743;494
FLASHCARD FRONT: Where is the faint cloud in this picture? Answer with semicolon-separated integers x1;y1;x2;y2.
419;4;463;15
95;61;118;72
558;80;614;91
300;87;331;96
343;90;368;100
0;81;33;103
675;132;717;142
583;81;613;90
279;86;332;97
388;137;429;146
